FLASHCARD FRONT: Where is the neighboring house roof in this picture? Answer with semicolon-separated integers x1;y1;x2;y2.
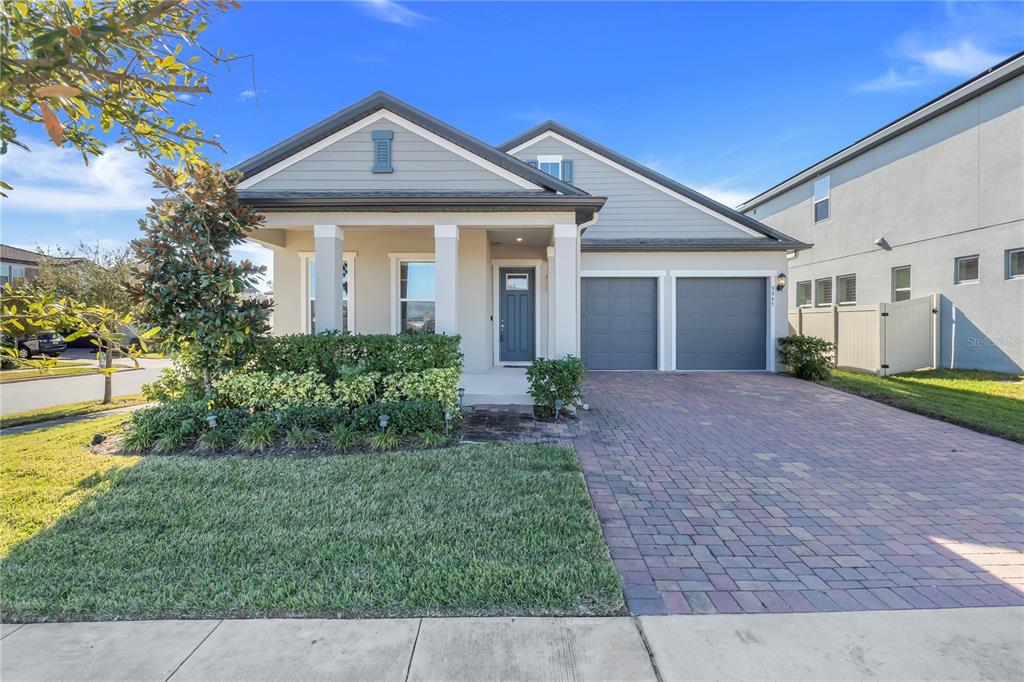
236;190;607;224
739;51;1024;213
0;244;44;265
232;91;588;197
498;120;806;247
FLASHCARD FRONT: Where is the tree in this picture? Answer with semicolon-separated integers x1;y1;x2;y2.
1;0;243;191
35;241;137;313
129;162;271;393
0;284;151;403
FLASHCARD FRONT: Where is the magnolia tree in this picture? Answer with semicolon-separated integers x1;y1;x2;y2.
129;163;271;394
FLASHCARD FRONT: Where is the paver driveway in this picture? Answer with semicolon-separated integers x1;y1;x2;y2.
553;372;1024;615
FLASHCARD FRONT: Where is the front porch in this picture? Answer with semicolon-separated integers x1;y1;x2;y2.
246;210;588;401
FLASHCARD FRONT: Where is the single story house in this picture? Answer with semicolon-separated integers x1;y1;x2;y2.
235;92;808;402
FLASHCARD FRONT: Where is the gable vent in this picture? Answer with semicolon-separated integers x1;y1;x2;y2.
372;130;393;173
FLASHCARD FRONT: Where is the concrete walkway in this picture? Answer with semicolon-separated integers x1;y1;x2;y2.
1;402;153;434
2;607;1021;681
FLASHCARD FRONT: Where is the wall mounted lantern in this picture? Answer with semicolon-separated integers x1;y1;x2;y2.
775;273;788;292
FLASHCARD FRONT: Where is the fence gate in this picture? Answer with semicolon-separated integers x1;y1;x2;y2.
788;294;938;376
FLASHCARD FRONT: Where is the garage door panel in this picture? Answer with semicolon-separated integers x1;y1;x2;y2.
582;277;658;370
675;277;766;370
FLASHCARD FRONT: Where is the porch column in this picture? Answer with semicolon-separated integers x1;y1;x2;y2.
314;225;344;332
552;224;579;357
546;245;556;358
434;224;459;336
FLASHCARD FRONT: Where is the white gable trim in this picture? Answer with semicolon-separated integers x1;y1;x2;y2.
239;110;543;191
507;131;764;238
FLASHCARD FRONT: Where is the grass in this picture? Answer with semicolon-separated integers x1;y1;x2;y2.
0;364;102;383
0;418;623;622
0;394;147;429
823;369;1024;443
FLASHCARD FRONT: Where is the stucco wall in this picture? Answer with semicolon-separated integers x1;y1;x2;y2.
748;75;1024;372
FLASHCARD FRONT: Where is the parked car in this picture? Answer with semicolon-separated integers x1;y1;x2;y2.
63;324;142;351
4;331;67;358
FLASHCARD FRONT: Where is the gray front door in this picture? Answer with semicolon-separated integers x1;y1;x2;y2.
499;267;535;363
581;277;658;370
675;277;767;370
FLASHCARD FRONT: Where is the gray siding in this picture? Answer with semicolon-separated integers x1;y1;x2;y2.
512;137;759;241
250;117;533;192
749;75;1024;373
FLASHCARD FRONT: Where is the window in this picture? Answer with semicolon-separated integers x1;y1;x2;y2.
813;175;830;222
372;130;393;173
1006;248;1024;279
505;273;529;291
536;154;562;179
796;280;812;307
836;274;856;304
399;261;435;334
306;258;351;333
892;266;911;302
814;277;833;306
955;255;979;284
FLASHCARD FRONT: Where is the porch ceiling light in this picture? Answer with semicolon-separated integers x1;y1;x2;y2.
515;236;524;243
775;272;787;292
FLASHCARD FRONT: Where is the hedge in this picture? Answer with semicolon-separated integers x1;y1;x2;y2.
246;332;463;381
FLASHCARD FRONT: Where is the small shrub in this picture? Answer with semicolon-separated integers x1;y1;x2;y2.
152;427;189;454
281;405;350;432
777;335;835;380
334;373;378;407
239;419;275;452
197;428;232;452
121;422;157;452
368;429;400;452
526;355;585;417
285;424;320;448
418;430;446;449
352;400;444;435
128;402;207;444
329;423;359;451
381;367;460;409
142;366;202;403
212;369;334;410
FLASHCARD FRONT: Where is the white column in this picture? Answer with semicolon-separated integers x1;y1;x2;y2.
314;225;344;332
434;224;459;336
546;245;556;358
552;224;579;357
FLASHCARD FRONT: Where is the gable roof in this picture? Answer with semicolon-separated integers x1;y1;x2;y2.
1;244;44;265
739;51;1024;213
232;91;588;197
498;121;805;246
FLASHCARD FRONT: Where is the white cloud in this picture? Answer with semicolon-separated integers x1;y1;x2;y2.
232;241;274;288
692;185;758;210
0;138;153;213
905;39;1004;78
856;68;926;93
358;0;430;26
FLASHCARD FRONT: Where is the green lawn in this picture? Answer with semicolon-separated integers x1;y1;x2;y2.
824;369;1024;443
0;362;97;383
1;416;623;622
0;395;148;429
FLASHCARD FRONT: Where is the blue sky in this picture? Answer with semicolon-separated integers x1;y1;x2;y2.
2;0;1021;281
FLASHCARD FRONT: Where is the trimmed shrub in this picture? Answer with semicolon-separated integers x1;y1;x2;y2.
380;367;460;409
212;369;334;410
246;332;463;381
334;373;378;407
527;355;585;417
352;400;445;435
142;367;203;403
777;335;835;380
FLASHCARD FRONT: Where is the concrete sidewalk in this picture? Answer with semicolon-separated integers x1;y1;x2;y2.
2;607;1021;681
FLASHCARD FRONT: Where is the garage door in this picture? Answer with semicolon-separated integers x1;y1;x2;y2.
675;277;766;370
582;278;658;370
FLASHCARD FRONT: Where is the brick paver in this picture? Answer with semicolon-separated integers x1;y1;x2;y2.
534;372;1024;615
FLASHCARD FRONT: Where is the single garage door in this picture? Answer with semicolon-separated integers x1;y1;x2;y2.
582;277;658;370
675;277;767;370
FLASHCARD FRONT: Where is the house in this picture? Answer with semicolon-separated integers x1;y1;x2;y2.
235;92;807;401
739;53;1024;374
0;244;43;286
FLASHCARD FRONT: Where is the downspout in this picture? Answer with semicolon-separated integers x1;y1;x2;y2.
950;305;957;369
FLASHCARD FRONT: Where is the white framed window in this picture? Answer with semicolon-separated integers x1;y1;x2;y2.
892;265;911;302
796;280;812;307
389;253;435;334
300;252;355;333
536;154;562;179
835;274;856;305
814;277;833;306
813;175;830;223
954;255;979;285
1006;248;1024;280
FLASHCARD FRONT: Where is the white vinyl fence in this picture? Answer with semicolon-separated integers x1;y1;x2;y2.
788;294;939;376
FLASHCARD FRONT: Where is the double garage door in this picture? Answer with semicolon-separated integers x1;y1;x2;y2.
581;277;767;371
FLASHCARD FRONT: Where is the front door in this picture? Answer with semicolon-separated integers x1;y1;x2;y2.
499;267;535;363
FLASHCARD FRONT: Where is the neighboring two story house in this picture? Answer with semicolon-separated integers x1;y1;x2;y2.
739;53;1024;374
0;244;42;287
235;92;806;401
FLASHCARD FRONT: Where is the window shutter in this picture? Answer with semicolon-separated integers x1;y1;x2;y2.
372;130;393;173
561;159;574;183
527;160;538;168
